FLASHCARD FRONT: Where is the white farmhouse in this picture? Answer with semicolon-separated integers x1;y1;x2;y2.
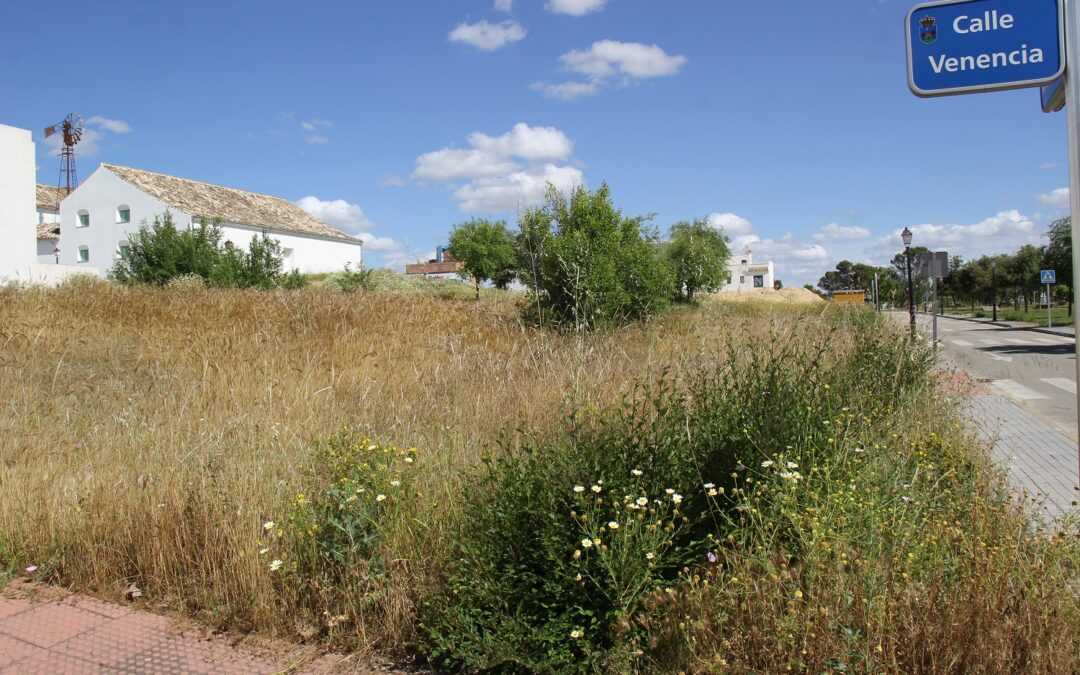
58;164;363;275
722;249;775;292
36;184;63;264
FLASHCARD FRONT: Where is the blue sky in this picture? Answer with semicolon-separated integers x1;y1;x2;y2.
1;0;1070;285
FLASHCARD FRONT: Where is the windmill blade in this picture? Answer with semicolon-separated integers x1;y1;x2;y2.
44;125;56;138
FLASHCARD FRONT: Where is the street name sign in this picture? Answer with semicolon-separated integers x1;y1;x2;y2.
1042;269;1057;284
906;0;1064;97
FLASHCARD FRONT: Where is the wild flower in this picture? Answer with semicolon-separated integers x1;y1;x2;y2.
591;485;602;493
631;469;643;476
646;552;655;560
761;460;775;468
269;559;283;572
708;488;718;497
636;497;648;506
573;549;581;559
901;495;912;503
390;479;401;487
608;521;619;530
573;485;585;493
258;547;269;555
581;538;593;548
786;461;798;469
704;482;715;489
665;488;675;495
376;494;387;502
671;493;683;504
262;520;275;532
570;629;583;639
707;551;718;564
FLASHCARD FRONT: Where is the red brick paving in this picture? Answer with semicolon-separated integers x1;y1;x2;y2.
0;582;385;674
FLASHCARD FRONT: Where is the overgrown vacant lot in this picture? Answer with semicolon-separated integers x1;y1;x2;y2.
1;280;1077;673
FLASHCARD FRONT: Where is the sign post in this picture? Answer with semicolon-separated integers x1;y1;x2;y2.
1042;269;1056;327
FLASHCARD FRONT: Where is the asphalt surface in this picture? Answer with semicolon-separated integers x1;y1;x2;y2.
913;313;1080;441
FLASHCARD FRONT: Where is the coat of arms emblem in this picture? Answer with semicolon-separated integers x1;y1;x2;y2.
920;16;938;44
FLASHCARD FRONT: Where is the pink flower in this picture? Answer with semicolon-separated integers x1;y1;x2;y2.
25;566;38;574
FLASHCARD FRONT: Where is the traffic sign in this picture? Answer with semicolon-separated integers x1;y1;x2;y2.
906;0;1064;98
1042;269;1056;284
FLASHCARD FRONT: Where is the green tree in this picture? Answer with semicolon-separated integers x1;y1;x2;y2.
1044;217;1073;315
111;211;222;285
515;183;673;330
665;218;731;301
448;218;517;299
1010;245;1042;312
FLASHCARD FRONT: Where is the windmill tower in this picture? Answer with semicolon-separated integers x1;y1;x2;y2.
44;113;84;207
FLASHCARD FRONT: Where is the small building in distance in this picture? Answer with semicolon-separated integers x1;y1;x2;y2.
722;249;775;292
832;290;867;305
57;163;363;275
405;245;466;278
36;184;64;263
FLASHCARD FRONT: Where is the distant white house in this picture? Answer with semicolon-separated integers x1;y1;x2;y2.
36;184;63;264
56;163;363;274
722;249;775;292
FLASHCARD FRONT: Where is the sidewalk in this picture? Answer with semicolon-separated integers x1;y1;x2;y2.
0;582;385;674
965;388;1079;525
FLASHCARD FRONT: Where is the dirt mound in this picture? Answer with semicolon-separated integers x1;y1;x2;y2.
712;287;825;304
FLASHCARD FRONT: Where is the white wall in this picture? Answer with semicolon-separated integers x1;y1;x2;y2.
0;124;36;278
60;165;362;276
721;251;775;292
37;239;59;264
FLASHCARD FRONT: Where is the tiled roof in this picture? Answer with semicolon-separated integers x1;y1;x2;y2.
36;184;66;212
100;164;360;244
36;222;60;240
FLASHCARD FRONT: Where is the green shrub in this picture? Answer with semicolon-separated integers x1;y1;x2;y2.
423;309;934;672
516;184;673;330
331;264;376;293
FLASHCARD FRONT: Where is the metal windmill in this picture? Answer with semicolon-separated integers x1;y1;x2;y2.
44;113;84;200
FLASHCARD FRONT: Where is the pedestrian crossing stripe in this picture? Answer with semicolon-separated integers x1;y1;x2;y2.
1041;269;1056;284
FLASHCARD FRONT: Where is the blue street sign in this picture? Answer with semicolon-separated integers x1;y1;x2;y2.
906;0;1064;98
1042;269;1056;284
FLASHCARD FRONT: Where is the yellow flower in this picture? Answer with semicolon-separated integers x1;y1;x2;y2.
570;629;583;639
671;494;683;504
795;589;803;599
573;485;585;493
708;488;718;497
581;538;593;549
573;549;581;559
269;559;283;572
645;552;655;560
608;521;619;530
636;497;648;506
591;485;602;493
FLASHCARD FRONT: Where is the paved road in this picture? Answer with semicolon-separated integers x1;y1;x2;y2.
918;313;1079;441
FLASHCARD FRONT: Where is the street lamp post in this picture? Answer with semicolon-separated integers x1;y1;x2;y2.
991;260;998;322
902;227;915;341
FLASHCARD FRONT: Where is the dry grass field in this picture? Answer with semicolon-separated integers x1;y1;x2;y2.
0;279;1077;672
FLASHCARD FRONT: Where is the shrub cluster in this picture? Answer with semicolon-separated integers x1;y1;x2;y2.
110;212;306;289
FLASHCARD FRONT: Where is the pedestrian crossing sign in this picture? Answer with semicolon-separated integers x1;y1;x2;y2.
1041;269;1056;284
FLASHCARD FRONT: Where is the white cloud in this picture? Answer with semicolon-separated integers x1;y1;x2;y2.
414;148;521;181
469;123;573;161
1037;187;1069;207
414;123;584;212
882;211;1039;253
42;127;105;157
538;40;687;99
1039;162;1061;170
306;135;329;145
379;173;407;187
449;20;526;51
561;40;687;80
546;0;608;16
87;116;131;134
705;212;754;237
813;223;871;242
355;232;401;251
494;0;513;11
296;196;378;233
455;163;584;212
531;81;600;100
301;119;332;132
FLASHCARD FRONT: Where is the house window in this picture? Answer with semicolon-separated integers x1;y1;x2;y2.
77;210;89;228
118;242;131;259
77;246;89;263
753;275;765;288
116;205;131;224
740;275;745;284
741;259;747;264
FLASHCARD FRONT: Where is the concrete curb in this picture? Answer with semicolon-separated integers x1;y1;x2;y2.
927;312;1075;340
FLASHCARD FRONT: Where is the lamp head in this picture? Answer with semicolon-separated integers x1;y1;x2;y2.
901;227;913;247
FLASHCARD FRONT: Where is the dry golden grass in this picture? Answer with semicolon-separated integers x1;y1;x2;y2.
0;282;833;649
